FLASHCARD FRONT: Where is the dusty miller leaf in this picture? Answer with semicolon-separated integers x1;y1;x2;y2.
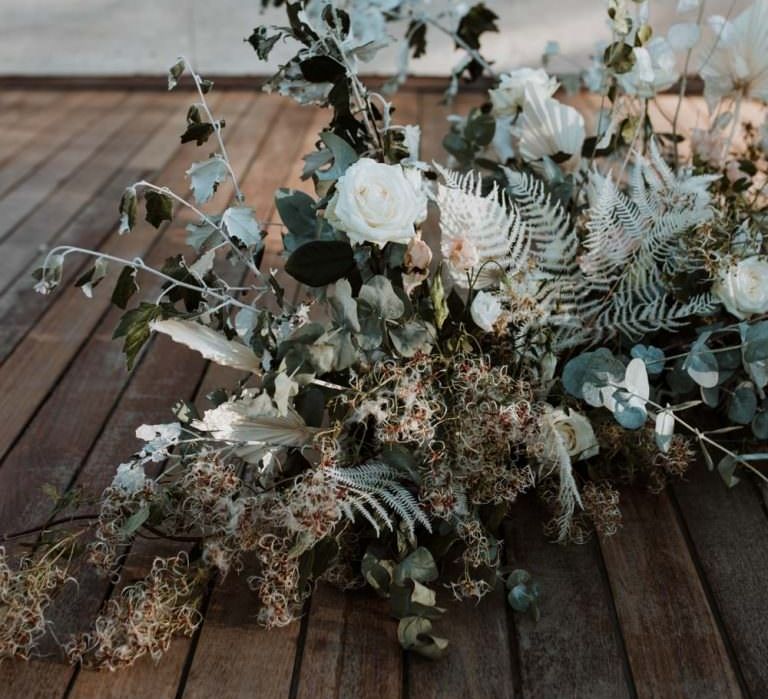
144;191;173;229
187;156;229;204
222;206;261;246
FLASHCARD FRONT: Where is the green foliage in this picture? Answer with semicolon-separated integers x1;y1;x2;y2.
180;105;216;146
144;190;173;229
285;240;355;287
111;265;139;309
112;302;164;369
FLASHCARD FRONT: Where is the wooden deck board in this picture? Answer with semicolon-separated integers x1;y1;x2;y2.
0;88;766;699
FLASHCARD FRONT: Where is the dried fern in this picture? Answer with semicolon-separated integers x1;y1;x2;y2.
329;462;432;537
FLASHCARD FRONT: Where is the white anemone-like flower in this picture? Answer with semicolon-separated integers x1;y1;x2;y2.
713;256;768;319
488;68;559;116
325;158;427;247
699;1;768;109
517;87;585;171
617;38;680;97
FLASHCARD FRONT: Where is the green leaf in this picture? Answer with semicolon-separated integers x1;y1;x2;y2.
407;20;427;58
299;56;346;83
359;276;405;320
683;336;719;388
752;412;768;440
389;320;435;358
118;186;137;234
717;455;741;487
144;190;173;229
397;617;449;659
728;381;757;425
315;131;359;182
186;156;229;204
743;321;768;363
285;240;355;287
76;257;109;299
222;206;261;246
562;349;625;406
111;265;139;309
394;547;438;585
361;551;394;596
181;120;215;146
168;58;185;90
465;112;496;147
246;26;282;61
120;502;150;536
113;302;163;369
430;270;449;330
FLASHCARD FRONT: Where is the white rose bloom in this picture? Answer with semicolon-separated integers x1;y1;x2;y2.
470;291;504;332
549;408;600;460
325;158;427;247
713;256;768;319
488;68;559;117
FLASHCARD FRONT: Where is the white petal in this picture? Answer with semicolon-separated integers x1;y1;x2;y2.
668;22;701;51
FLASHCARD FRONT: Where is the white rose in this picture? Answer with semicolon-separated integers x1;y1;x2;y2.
714;256;768;319
470;291;504;332
549;408;599;460
325;158;427;247
488;68;558;117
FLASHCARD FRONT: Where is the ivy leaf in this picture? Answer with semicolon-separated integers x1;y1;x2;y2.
144;191;173;229
181;121;215;146
456;3;499;50
285;240;355;287
408;20;428;58
187;156;229;204
222;206;261;246
246;26;282;61
113;302;163;369
118;186;137;234
75;257;109;299
111;265;139;309
168;58;185;90
299;56;346;83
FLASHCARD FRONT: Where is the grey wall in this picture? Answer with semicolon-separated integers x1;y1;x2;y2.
0;0;751;76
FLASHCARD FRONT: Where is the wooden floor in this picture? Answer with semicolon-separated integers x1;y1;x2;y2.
0;88;767;699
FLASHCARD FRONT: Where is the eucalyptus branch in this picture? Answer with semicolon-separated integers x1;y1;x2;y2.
39;245;257;313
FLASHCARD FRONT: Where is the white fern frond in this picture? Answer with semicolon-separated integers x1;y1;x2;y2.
329;462;431;537
576;140;717;343
435;164;531;290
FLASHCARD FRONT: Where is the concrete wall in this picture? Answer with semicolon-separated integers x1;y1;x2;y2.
0;0;750;76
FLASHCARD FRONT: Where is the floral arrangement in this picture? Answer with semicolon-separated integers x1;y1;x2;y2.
5;0;768;668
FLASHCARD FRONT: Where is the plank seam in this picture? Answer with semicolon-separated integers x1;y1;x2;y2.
594;535;640;699
667;487;752;698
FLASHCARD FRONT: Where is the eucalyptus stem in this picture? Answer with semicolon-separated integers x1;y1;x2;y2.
178;55;244;204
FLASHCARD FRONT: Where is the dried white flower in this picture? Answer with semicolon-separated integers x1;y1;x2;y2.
470;291;504;332
488;68;559;117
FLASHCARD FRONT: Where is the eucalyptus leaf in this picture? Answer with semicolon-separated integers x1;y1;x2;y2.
728;381;757;425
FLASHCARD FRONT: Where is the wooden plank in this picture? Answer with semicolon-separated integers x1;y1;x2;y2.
296;585;402;699
0;92;86;166
0;91;129;201
599;489;743;699
505;496;634;698
0;92;241;464
177;105;327;699
62;98;317;699
0;93;261;699
0;92;185;290
672;463;768;696
0;93;188;362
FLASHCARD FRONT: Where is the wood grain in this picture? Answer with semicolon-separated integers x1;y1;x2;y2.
600;489;743;699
